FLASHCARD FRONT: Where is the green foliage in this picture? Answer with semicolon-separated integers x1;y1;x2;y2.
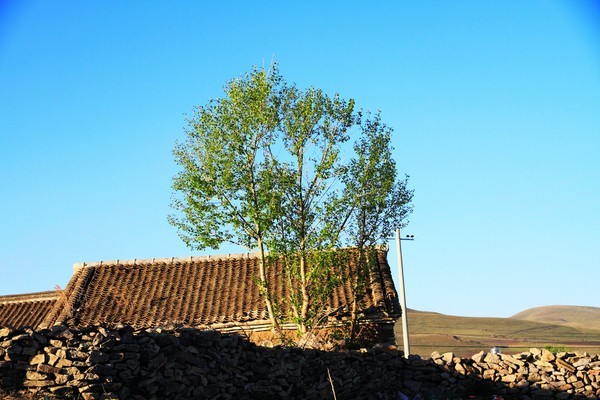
544;345;571;354
170;66;283;250
170;63;413;338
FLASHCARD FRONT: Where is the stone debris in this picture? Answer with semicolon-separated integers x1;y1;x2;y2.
0;325;599;399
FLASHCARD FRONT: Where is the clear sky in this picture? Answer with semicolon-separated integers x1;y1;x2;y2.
1;1;599;318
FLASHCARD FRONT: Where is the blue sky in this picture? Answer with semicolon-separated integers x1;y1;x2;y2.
1;1;598;318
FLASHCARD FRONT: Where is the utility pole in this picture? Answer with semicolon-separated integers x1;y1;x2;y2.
395;227;412;358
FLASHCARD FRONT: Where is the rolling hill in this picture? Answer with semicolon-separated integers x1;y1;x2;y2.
511;305;600;331
396;307;600;358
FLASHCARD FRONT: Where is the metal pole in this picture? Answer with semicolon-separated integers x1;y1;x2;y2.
395;227;411;357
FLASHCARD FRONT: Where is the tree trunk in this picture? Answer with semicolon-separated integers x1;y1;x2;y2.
257;237;281;334
349;245;367;344
299;252;309;334
350;296;359;343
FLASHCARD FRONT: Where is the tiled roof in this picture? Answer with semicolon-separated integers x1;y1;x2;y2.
43;248;400;330
0;291;59;328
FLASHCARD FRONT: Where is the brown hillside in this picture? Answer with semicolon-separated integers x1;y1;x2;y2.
397;310;600;357
511;305;600;331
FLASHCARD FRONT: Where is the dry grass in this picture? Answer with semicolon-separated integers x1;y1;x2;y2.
397;310;600;357
511;305;600;331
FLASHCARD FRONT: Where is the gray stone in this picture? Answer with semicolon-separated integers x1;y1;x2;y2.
502;353;525;366
441;352;454;365
540;349;555;362
23;380;55;387
574;358;590;368
21;346;38;356
88;350;110;363
472;350;485;363
485;353;501;364
55;374;71;385
0;327;13;338
30;353;47;365
556;358;576;373
483;369;496;379
56;357;73;368
515;379;530;389
567;375;578;383
37;363;62;374
403;379;422;393
455;362;466;374
573;381;585;389
25;370;49;380
68;349;89;360
530;348;542;358
534;360;554;368
529;372;542;382
49;386;74;396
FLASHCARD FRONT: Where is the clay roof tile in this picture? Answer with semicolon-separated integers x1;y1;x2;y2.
43;247;400;330
0;291;59;328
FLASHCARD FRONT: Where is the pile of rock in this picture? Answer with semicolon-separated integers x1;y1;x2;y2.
425;348;600;399
0;324;599;399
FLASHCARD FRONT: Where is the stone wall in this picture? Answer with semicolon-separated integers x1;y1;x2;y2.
0;325;599;399
427;348;600;399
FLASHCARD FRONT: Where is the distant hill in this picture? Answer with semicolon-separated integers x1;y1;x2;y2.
398;309;600;357
511;305;600;331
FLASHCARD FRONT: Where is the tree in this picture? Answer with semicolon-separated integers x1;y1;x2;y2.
341;112;413;342
262;83;356;334
169;66;284;331
170;64;413;341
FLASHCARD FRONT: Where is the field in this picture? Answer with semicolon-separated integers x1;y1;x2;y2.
396;307;600;358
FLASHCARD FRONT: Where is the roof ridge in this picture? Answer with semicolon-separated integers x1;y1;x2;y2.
72;245;390;271
73;253;262;270
0;290;59;303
